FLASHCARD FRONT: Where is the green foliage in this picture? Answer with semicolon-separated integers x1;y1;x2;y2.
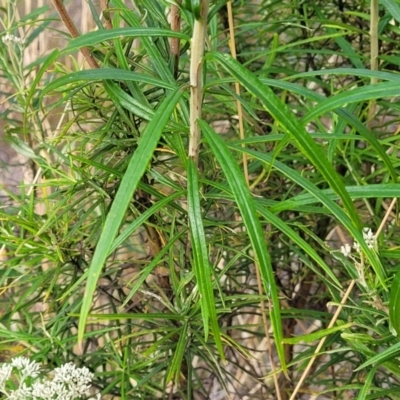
1;0;400;398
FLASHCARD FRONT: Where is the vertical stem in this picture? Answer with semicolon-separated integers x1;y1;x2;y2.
189;1;210;164
226;2;249;184
170;1;182;79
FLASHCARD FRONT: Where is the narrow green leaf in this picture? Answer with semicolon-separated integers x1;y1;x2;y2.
64;27;190;54
356;365;378;400
103;80;137;132
111;191;185;253
303;82;400;124
103;80;186;132
256;205;341;288
199;120;286;371
271;184;400;213
287;68;400;82
6;134;40;160
229;144;387;288
81;313;186;321
120;230;186;308
354;341;400;371
106;0;175;83
334;109;397;183
380;0;400;24
282;323;353;344
26;48;60;133
87;0;103;29
389;268;400;336
253;77;397;182
207;51;360;229
315;7;364;69
42;68;176;95
112;11;150;105
104;79;153;122
187;157;224;358
78;86;184;344
167;322;188;383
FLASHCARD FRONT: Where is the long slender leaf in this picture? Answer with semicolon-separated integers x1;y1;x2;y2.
303;81;400;124
229;144;387;288
271;184;400;213
255;205;341;288
112;0;175;83
77;86;184;344
187;157;224;358
287;68;400;82
64;27;190;54
354;341;400;371
207;51;360;229
25;48;60;134
282;323;353;344
314;7;364;69
42;68;176;95
167;322;188;383
380;0;400;24
250;78;397;181
389;267;400;336
199;119;287;371
356;365;378;400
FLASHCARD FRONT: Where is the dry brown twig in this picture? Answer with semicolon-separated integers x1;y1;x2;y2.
170;1;182;79
51;0;99;69
289;279;356;400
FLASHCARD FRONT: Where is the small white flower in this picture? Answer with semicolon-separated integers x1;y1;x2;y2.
0;358;101;400
340;243;352;257
11;356;40;379
363;227;376;249
32;380;71;399
53;362;94;397
1;33;13;45
0;363;12;391
351;228;377;254
1;33;24;46
6;382;32;399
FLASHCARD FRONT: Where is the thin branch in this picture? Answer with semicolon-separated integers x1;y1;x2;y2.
376;197;397;238
51;0;99;69
170;1;182;79
227;1;249;183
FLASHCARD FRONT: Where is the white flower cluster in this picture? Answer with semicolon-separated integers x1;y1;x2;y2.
340;243;352;257
0;357;101;400
1;33;25;46
340;227;377;257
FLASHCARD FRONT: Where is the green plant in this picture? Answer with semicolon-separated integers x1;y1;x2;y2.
2;0;400;399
